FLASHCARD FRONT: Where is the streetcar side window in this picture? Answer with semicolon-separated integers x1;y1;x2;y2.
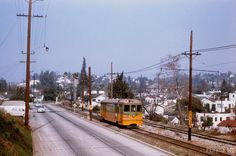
124;105;130;112
137;105;142;112
131;105;136;112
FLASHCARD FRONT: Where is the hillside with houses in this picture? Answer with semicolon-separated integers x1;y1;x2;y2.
1;71;236;134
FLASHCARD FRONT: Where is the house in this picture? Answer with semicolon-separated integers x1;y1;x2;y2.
17;80;40;88
218;120;236;134
201;97;235;113
194;92;211;99
34;95;44;103
0;101;25;117
56;76;72;88
196;111;236;128
145;96;159;104
144;95;177;117
167;116;180;125
144;103;164;116
92;94;107;107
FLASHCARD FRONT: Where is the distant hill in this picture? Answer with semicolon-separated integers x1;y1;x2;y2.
0;111;32;156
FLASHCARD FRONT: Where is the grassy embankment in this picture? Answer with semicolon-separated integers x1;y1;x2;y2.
0;110;32;156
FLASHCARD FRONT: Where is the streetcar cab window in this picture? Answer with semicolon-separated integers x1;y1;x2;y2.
137;105;142;112
124;105;130;112
131;105;136;112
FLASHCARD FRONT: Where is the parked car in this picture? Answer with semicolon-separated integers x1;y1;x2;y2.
37;106;46;113
0;95;8;100
35;103;43;107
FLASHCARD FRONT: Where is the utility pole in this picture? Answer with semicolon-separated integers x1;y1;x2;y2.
110;62;113;98
81;72;84;111
73;74;78;103
108;62;118;98
24;0;32;128
182;31;200;141
17;0;43;128
88;66;92;121
188;31;193;141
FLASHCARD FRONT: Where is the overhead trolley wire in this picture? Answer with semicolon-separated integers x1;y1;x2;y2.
186;44;236;53
0;23;17;50
196;60;236;69
160;67;219;73
124;54;183;74
123;43;236;75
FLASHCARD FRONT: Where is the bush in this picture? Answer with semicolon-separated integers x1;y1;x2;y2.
149;114;167;123
93;105;100;113
0;110;32;156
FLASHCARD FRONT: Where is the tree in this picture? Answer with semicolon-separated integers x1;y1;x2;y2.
10;87;25;101
156;55;188;125
78;57;88;97
202;117;213;131
194;79;210;94
39;71;58;101
178;97;203;126
79;57;88;86
137;76;148;99
233;105;236;114
221;79;234;96
112;72;134;98
0;78;7;93
178;97;203;113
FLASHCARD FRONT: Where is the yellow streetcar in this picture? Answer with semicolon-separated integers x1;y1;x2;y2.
100;99;143;127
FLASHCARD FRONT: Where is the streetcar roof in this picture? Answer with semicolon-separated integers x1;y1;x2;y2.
101;98;142;105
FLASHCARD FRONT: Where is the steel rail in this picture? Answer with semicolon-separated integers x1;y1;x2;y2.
131;128;231;156
144;120;236;146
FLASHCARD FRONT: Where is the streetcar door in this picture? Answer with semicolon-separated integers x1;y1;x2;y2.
114;104;118;122
118;104;123;124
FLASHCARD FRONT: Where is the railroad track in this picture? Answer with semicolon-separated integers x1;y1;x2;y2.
131;128;231;156
58;105;234;155
144;120;236;146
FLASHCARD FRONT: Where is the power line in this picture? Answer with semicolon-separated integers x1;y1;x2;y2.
119;43;236;76
160;67;219;73
0;23;17;49
185;44;236;53
124;54;183;74
196;60;236;69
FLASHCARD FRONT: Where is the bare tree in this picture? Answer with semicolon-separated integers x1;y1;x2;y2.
143;71;169;121
148;55;188;124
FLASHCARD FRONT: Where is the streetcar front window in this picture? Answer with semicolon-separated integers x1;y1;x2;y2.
137;105;142;112
124;105;130;112
131;105;136;112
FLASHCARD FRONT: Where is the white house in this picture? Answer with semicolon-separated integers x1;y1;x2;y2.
144;104;164;116
56;76;72;88
201;97;235;113
196;111;236;128
0;101;25;117
229;92;236;102
168;116;180;125
145;96;158;104
144;95;177;116
17;80;40;88
92;94;107;107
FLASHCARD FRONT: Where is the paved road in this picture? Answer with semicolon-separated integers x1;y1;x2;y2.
30;103;172;156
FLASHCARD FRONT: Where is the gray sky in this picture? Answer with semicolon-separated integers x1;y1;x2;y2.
0;0;236;82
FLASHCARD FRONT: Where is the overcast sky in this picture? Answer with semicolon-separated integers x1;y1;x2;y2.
0;0;236;82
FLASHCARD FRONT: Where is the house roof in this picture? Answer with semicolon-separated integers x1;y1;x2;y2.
218;120;236;127
168;116;178;122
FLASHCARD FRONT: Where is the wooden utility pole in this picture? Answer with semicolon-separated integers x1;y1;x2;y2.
81;73;84;111
88;66;92;121
17;0;43;128
110;62;113;98
24;0;32;128
182;31;200;141
188;31;193;141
